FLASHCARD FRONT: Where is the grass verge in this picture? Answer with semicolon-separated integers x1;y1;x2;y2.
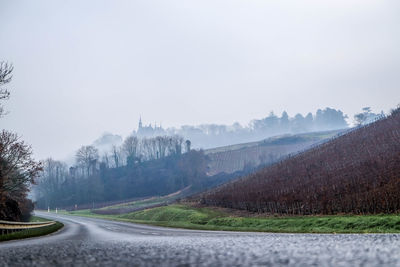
0;216;64;242
60;204;400;234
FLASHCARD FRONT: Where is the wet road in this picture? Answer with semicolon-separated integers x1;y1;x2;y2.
0;211;400;266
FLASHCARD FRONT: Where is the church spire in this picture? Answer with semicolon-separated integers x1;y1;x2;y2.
138;116;143;130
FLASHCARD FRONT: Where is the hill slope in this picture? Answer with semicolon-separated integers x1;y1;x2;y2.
205;130;343;175
200;109;400;215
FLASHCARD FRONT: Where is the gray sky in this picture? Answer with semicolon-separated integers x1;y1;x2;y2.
1;0;399;160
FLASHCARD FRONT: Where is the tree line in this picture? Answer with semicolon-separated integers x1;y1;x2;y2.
34;135;203;209
132;108;350;150
69;135;190;177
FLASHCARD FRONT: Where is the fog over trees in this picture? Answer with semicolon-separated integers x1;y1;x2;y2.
353;107;385;126
33;98;387;211
32;107;356;209
34;135;206;209
91;108;349;154
85;106;386;168
137;107;351;149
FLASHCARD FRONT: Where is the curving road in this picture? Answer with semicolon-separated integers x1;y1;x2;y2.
0;212;400;266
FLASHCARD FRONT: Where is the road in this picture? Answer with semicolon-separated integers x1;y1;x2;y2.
0;211;400;266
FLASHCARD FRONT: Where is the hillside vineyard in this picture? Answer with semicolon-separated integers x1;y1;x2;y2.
206;140;319;176
201;109;400;215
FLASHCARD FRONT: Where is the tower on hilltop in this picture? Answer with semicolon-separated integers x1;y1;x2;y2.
138;116;143;130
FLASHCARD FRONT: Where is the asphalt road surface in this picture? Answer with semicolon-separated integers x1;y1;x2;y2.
0;211;400;266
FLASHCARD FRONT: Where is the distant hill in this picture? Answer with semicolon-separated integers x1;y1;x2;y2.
133;107;349;150
204;130;343;176
199;108;400;215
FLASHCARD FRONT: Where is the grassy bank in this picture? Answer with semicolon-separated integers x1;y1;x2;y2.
0;216;63;242
62;204;400;234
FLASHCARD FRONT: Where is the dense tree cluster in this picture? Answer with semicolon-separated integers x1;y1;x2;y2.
34;135;206;209
92;135;186;170
200;108;400;215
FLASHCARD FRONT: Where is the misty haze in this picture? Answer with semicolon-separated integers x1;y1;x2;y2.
1;1;400;266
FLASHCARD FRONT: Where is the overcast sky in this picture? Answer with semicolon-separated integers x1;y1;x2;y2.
1;0;399;160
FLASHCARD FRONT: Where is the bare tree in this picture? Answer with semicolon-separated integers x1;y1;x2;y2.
170;135;184;155
75;145;99;177
155;136;169;158
354;107;373;126
35;158;67;208
101;152;110;169
0;130;42;198
122;135;139;163
111;145;122;168
0;62;42;220
0;62;13;117
141;137;158;160
140;138;150;160
354;113;367;126
150;138;158;159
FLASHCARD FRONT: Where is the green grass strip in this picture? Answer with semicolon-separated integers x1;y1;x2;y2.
59;204;400;234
